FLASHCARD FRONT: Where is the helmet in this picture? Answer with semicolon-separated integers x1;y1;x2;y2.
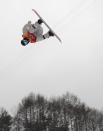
21;39;29;46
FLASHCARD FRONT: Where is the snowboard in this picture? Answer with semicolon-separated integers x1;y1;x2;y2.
32;9;62;44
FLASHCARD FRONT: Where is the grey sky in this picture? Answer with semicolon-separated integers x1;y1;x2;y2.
0;0;103;114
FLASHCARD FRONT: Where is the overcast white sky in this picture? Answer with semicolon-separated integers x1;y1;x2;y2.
0;0;103;114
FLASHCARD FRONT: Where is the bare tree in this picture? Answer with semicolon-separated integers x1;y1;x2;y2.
0;108;12;131
12;92;103;131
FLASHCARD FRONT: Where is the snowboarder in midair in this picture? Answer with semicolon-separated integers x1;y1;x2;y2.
21;19;54;46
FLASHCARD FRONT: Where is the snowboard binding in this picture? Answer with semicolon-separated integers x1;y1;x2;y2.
48;30;54;36
37;19;43;24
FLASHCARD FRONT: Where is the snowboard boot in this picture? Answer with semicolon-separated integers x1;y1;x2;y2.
37;19;43;24
43;30;54;39
48;30;54;37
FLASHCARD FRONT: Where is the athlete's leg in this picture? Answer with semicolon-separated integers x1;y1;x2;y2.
36;30;54;42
